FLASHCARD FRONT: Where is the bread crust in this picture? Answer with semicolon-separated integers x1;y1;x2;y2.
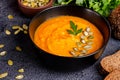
100;50;120;73
104;70;120;80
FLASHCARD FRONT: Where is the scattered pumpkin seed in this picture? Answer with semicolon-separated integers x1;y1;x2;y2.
8;14;14;19
19;27;24;31
22;24;28;30
23;30;28;34
12;26;21;29
14;29;21;35
5;30;11;35
0;72;8;79
0;51;7;56
8;59;13;66
15;74;24;80
16;46;22;51
18;68;24;73
0;44;4;48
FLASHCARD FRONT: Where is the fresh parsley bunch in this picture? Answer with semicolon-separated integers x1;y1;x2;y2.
54;0;120;17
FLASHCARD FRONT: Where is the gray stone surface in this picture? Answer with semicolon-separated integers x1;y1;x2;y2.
0;0;120;80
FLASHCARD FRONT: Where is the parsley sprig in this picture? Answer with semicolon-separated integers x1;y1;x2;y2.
67;21;83;35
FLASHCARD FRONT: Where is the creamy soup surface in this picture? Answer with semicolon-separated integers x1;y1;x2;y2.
34;16;103;57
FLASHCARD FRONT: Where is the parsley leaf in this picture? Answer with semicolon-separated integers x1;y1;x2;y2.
67;21;83;35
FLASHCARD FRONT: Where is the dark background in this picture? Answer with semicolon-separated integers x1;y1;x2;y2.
0;0;120;80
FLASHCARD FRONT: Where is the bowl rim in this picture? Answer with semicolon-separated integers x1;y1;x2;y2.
18;0;54;10
29;5;111;59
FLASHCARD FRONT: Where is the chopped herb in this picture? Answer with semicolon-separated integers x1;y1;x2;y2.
67;21;83;35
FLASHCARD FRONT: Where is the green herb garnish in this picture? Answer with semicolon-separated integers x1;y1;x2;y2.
67;21;83;35
54;0;120;17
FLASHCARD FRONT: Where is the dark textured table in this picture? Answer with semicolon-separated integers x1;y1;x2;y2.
0;0;120;80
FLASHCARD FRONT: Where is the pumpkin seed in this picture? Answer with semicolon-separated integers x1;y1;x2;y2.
21;0;49;8
23;31;28;34
86;27;91;32
80;35;85;39
80;50;87;54
73;47;79;52
88;35;94;39
12;26;21;29
89;32;93;35
8;14;14;19
0;51;7;56
0;72;8;79
83;31;89;36
84;45;92;50
16;46;22;51
8;60;13;66
78;53;86;56
15;74;24;80
0;44;4;48
5;30;11;35
22;2;28;6
69;51;76;56
81;39;86;44
14;29;21;35
18;68;24;73
22;24;28;30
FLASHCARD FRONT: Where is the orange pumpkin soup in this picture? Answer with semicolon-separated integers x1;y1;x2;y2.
34;16;103;57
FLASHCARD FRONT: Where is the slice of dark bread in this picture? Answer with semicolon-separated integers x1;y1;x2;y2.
100;50;120;73
104;70;120;80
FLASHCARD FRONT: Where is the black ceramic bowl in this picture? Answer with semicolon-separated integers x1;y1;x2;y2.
29;5;111;71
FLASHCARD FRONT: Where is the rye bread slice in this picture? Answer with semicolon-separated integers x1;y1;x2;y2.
100;50;120;73
104;70;120;80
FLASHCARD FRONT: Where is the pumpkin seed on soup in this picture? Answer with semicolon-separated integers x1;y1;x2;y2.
73;47;79;52
86;27;91;32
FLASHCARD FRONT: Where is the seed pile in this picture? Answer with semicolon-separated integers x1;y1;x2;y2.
21;0;50;8
69;27;94;57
